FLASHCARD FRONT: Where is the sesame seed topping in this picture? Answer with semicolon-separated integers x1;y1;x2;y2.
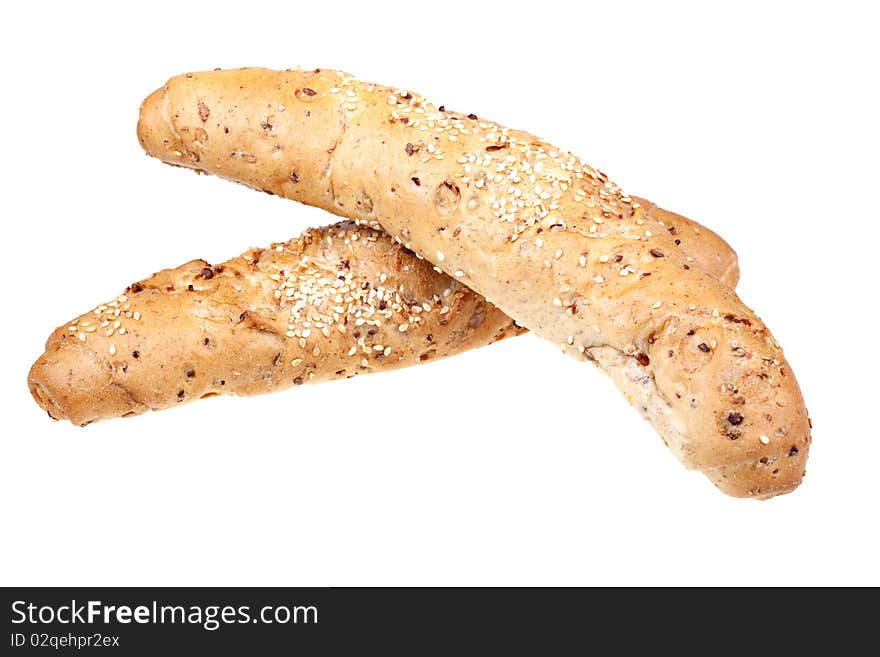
759;435;771;445
652;300;663;309
108;345;116;356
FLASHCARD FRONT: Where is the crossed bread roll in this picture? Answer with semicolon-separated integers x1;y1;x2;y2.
29;210;734;427
136;68;810;497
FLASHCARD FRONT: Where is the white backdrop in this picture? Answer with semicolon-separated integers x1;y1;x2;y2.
1;1;876;586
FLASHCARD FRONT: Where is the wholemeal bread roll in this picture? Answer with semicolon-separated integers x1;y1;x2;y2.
29;210;734;426
137;67;810;498
29;222;520;427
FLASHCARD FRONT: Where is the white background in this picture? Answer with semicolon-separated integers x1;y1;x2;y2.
1;1;877;586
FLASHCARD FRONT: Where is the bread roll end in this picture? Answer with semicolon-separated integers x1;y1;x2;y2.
137;85;194;169
28;339;147;427
705;445;809;499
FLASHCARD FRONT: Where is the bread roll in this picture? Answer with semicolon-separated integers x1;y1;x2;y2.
137;68;810;498
28;222;519;426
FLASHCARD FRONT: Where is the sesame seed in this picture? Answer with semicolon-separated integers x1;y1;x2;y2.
108;345;116;356
579;255;587;267
652;300;663;309
759;435;771;445
552;297;563;306
399;324;408;332
593;275;604;283
436;251;445;261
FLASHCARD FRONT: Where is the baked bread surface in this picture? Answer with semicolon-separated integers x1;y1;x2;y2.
133;67;811;497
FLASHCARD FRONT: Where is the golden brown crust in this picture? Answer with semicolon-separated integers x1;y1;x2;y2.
136;67;809;498
29;222;521;427
633;198;740;288
29;210;733;428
